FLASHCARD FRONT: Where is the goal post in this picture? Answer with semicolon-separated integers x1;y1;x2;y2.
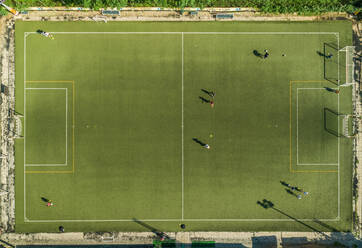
13;114;23;139
324;44;357;86
339;46;356;86
324;108;357;138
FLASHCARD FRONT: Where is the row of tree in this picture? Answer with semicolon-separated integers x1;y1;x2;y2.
1;0;361;15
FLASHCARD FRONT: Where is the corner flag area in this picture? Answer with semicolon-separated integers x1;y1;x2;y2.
14;21;354;232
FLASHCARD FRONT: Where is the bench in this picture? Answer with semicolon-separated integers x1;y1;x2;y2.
215;13;234;19
101;10;120;15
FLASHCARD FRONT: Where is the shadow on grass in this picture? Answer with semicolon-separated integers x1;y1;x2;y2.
317;50;327;57
253;50;263;58
280;181;289;187
323;108;342;138
192;138;206;147
257;199;329;238
313;219;339;232
132;218;170;240
201;89;215;98
323;43;341;86
199;96;210;103
285;188;298;198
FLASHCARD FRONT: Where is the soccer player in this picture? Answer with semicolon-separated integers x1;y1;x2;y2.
326;53;333;59
43;32;54;40
210;100;214;108
46;201;53;207
204;144;210;149
37;30;54;40
264;49;269;59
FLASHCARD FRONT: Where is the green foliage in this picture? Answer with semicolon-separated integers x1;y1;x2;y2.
1;0;360;13
91;0;104;10
0;7;8;16
83;0;92;8
14;0;31;12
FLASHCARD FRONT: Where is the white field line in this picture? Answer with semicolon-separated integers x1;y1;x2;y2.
346;46;348;84
296;88;339;166
297;88;339;90
24;88;68;166
66;87;68;165
25;88;67;90
297;86;299;164
23;31;342;223
25;32;339;35
297;163;338;166
337;34;341;219
337;33;340;85
25;164;67;166
181;32;184;221
351;54;353;86
23;32;26;220
25;218;340;223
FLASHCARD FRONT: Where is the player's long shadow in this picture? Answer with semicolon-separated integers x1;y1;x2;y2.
316;51;327;57
199;96;210;103
253;50;263;58
192;138;206;147
285;189;298;198
280;181;289;187
41;197;49;203
132;218;170;240
257;199;329;238
201;89;214;97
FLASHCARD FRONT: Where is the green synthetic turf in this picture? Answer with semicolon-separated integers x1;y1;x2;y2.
26;89;67;165
15;21;353;233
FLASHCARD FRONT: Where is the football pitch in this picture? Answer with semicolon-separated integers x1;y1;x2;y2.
14;21;354;233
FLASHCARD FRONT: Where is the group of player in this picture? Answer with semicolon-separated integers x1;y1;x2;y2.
281;181;309;200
